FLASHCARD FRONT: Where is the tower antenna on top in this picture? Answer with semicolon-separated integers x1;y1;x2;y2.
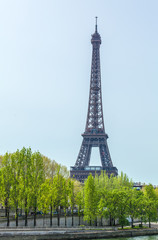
95;16;98;32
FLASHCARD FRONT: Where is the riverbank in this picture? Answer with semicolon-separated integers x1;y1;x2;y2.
0;226;158;240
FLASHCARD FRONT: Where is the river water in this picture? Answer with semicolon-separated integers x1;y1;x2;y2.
90;236;158;240
0;235;158;240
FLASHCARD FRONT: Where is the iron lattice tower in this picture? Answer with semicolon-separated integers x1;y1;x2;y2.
70;18;118;182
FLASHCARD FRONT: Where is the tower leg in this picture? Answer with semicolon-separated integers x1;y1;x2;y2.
75;139;92;168
99;141;113;168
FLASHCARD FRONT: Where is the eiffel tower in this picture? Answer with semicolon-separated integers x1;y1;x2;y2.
70;18;118;182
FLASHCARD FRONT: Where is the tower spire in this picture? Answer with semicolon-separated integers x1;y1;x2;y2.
95;16;98;32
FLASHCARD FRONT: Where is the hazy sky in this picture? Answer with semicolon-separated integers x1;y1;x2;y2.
0;0;158;184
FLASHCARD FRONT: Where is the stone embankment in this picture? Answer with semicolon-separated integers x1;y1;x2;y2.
0;226;158;240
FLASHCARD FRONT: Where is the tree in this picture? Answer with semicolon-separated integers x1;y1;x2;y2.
38;179;51;226
62;178;69;227
136;191;146;226
143;196;157;228
1;153;12;226
115;189;130;229
42;156;69;179
10;150;22;226
43;156;59;179
75;183;84;226
48;179;55;227
53;168;64;226
68;178;76;226
143;184;158;227
144;184;158;201
20;147;33;226
84;174;97;225
97;197;105;226
117;172;133;189
128;189;142;228
29;151;45;227
103;189;119;226
0;155;3;166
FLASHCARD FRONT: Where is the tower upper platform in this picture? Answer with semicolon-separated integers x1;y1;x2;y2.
91;17;101;45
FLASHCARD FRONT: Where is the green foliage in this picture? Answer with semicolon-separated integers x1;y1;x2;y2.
0;148;69;226
10;150;22;221
83;172;158;228
29;151;45;214
68;179;75;213
115;189;130;228
53;168;64;210
128;189;142;227
62;178;69;215
42;156;69;179
84;174;97;223
0;148;158;229
143;185;158;227
38;179;52;214
20;147;33;214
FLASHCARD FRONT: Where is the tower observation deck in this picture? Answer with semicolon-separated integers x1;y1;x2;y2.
70;18;118;182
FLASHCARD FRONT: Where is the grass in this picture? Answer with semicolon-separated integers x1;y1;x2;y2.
85;228;108;230
118;226;148;230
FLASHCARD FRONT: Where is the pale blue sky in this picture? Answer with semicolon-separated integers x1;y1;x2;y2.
0;0;158;184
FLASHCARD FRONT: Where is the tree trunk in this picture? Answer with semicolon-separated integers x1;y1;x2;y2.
57;208;60;227
131;217;134;228
34;206;37;227
109;215;112;226
25;210;28;226
5;207;7;217
16;207;18;226
7;208;10;227
50;205;52;227
121;220;124;229
90;219;91;226
101;216;103;226
20;208;22;215
113;218;115;226
25;198;28;226
65;214;67;227
149;216;151;228
111;217;114;226
5;198;8;217
43;213;46;227
79;215;80;226
72;211;74;227
95;217;97;226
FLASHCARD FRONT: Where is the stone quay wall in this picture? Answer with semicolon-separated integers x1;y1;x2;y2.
0;228;158;240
